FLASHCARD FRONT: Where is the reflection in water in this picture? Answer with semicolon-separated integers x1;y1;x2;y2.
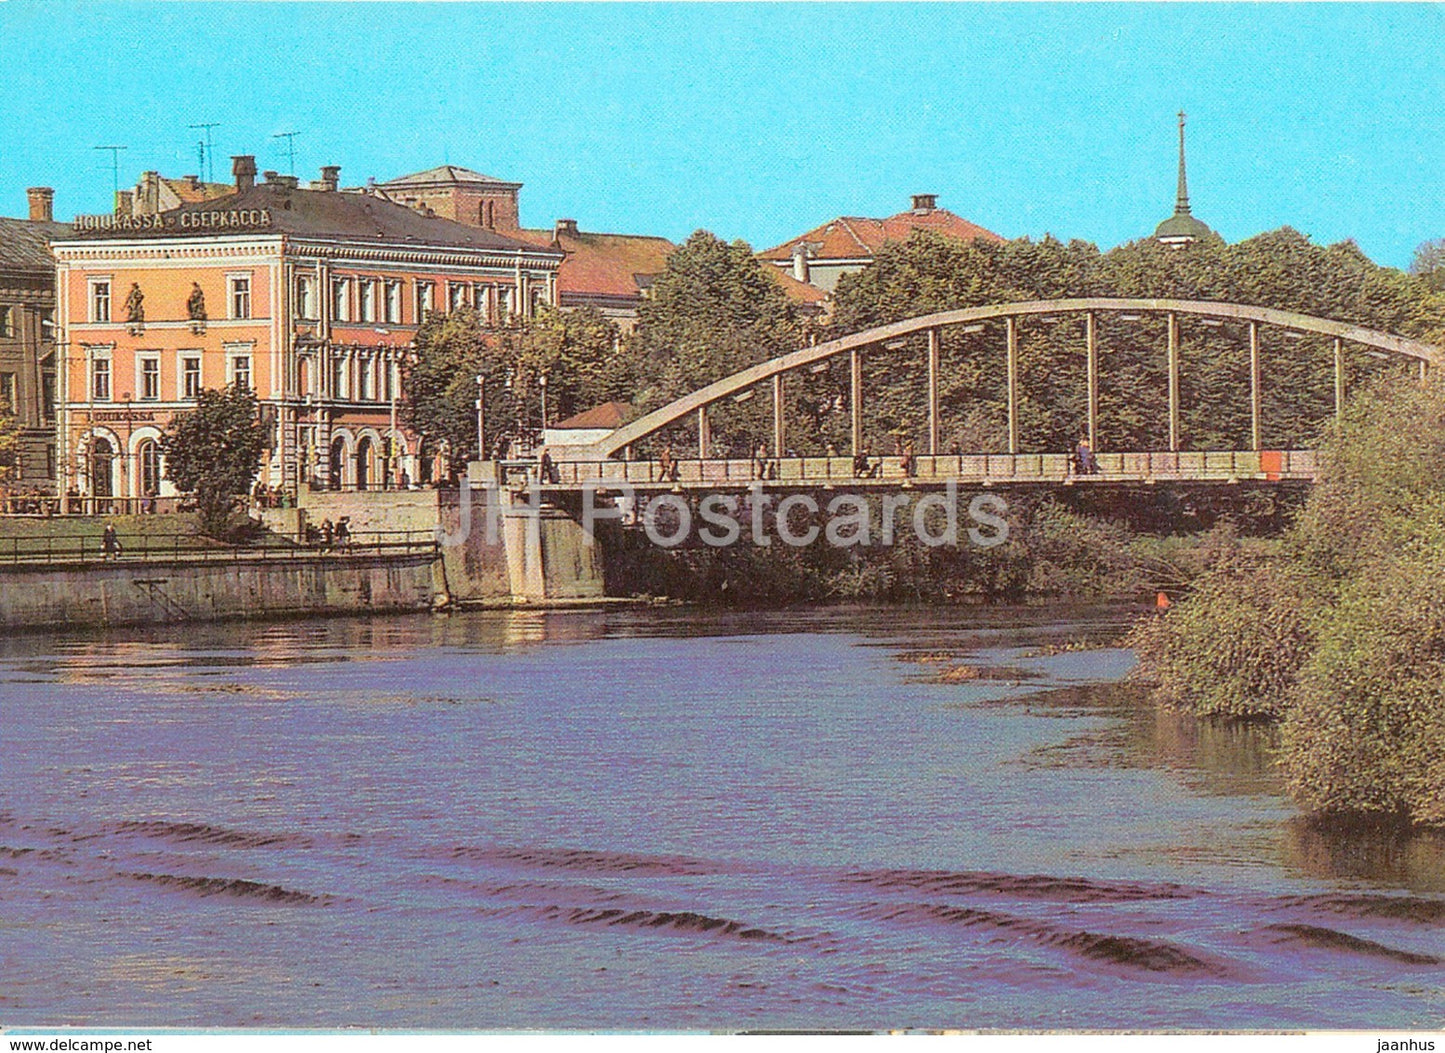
1283;818;1445;893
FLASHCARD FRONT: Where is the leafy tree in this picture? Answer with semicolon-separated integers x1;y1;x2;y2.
1410;237;1445;292
403;307;499;467
0;407;22;483
161;384;267;537
500;306;629;427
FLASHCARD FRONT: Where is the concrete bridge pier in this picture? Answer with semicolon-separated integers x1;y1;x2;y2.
498;486;605;603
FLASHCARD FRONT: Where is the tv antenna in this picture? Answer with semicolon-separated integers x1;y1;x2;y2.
272;131;299;176
93;145;127;207
188;122;220;183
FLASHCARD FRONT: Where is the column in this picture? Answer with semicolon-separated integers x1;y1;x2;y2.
1334;337;1345;419
1006;316;1019;454
772;373;785;455
1167;312;1180;452
1086;312;1098;451
697;405;710;459
1249;321;1261;451
850;348;863;456
927;328;940;455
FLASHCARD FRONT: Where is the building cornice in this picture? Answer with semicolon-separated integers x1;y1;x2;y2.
282;238;562;272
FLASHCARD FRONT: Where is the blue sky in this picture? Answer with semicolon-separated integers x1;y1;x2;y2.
1;3;1440;268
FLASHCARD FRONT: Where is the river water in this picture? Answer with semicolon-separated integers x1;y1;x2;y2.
1;605;1441;1031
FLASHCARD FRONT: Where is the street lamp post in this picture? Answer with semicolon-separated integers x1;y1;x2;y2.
475;374;485;461
538;374;548;438
387;347;398;489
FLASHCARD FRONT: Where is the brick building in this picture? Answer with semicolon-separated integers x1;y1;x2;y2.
52;156;563;503
0;188;68;490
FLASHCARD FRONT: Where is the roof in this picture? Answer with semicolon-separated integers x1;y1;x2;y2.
764;264;830;305
552;400;635;430
760;205;1004;261
380;165;521;190
0;216;68;271
514;226;675;299
59;183;563;257
1154;210;1215;241
163;176;232;205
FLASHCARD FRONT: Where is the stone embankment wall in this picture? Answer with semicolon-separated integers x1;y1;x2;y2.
0;552;437;632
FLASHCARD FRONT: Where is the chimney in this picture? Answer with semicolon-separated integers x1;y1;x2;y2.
263;170;280;184
911;193;937;212
553;218;579;242
319;165;340;192
791;242;811;284
26;187;53;223
183;174;200;189
115;190;134;217
232;155;257;192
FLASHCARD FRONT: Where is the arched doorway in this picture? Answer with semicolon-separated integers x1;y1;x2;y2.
355;437;373;491
90;437;114;497
417;438;434;486
329;437;346;490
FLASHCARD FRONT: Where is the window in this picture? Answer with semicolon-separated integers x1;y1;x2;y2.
182;356;202;399
229;355;251;391
384;282;401;324
0;372;14;414
139;356;160;401
330;354;348;400
498;286;513;322
89;280;112;323
296;275;317;320
358;356;374;401
448;282;468;313
228;275;252;320
359;281;377;323
416;281;434;319
91;355;111;401
138;440;162;497
0;306;13;338
332;279;351;322
41;371;55;421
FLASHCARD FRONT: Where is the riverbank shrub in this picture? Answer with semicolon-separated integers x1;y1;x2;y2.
1132;375;1445;825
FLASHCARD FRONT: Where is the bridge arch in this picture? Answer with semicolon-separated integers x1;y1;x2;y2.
576;298;1442;459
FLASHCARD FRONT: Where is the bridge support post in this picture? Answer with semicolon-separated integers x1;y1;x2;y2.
1334;337;1345;420
773;373;785;456
1168;312;1180;452
1006;316;1019;454
697;405;710;460
1250;322;1262;450
1086;312;1098;451
928;328;941;455
851;349;863;455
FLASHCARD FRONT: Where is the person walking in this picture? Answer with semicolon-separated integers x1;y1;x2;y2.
101;523;121;561
754;442;770;481
1074;436;1097;475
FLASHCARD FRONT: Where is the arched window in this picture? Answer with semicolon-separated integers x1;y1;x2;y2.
90;438;114;497
138;440;162;497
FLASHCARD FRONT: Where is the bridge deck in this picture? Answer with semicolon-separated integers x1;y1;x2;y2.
532;450;1317;490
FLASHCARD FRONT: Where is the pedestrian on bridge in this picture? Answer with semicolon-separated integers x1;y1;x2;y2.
754;442;774;481
101;523;122;561
1074;436;1097;476
658;445;678;483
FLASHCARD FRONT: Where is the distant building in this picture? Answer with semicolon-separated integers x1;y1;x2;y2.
119;171;232;217
543;400;635;447
1154;112;1215;248
377;166;674;328
758;194;1005;293
0;187;67;489
52;157;562;501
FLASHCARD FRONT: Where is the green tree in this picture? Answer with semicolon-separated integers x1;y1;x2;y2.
632;231;801;454
403;307;495;466
1410;237;1445;292
161;385;267;537
0;407;22;483
501;306;629;427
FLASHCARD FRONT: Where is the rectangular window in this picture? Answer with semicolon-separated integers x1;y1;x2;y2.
448;283;468;313
332;279;351;323
0;372;15;414
384;282;401;324
230;355;251;391
139;356;160;401
360;281;377;323
41;371;55;421
45;445;55;480
330;355;347;400
229;275;252;320
296;275;316;320
358;357;374;401
0;306;13;338
416;281;434;319
182;356;202;399
89;280;111;323
498;286;513;322
91;356;111;402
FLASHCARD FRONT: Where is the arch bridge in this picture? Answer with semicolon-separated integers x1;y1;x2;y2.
542;298;1441;491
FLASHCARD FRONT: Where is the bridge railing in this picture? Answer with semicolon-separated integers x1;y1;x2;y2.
0;528;440;569
540;450;1317;487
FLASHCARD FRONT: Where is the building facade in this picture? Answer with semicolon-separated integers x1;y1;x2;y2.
0;188;68;490
53;156;563;502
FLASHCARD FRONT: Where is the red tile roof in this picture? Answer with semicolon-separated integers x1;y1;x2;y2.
764;264;830;305
553;400;635;430
380;165;520;189
759;205;1003;261
515;227;676;300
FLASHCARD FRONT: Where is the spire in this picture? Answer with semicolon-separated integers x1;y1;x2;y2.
1175;110;1191;216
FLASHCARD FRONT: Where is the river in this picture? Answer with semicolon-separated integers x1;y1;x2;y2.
1;605;1441;1030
